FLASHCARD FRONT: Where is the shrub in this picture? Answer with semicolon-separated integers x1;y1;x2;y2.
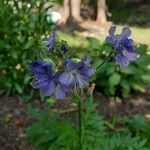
0;0;52;96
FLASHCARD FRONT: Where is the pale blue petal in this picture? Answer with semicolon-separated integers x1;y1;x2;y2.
122;50;138;61
75;74;89;87
115;53;129;68
80;56;91;65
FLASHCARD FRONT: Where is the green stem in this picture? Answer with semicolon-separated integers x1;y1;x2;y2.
78;98;82;150
96;50;115;70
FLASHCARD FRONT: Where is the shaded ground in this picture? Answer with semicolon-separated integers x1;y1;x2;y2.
0;88;150;149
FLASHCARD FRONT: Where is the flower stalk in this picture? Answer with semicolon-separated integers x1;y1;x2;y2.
96;50;115;70
78;97;82;150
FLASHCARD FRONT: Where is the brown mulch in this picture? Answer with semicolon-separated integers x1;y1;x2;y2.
0;88;150;150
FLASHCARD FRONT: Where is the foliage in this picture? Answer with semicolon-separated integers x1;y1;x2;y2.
26;106;77;150
0;0;53;96
26;98;150;150
88;38;150;97
107;0;150;26
127;115;150;148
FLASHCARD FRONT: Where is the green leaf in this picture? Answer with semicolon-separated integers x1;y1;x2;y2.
108;73;121;86
106;64;115;75
14;83;23;94
46;97;55;105
131;83;145;93
87;37;101;49
11;51;18;59
108;86;116;95
141;74;150;83
121;80;130;97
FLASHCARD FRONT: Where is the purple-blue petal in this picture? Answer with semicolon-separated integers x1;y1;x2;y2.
42;62;52;72
79;67;94;77
28;60;52;76
109;26;116;37
40;81;55;96
120;27;131;40
65;59;76;71
106;36;115;45
59;72;75;86
123;39;134;52
60;43;68;54
32;77;50;89
54;71;63;80
55;84;66;100
44;32;56;52
115;53;129;68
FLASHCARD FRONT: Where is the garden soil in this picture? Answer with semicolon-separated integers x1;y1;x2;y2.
0;88;150;150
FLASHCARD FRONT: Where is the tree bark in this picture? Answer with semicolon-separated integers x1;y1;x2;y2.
59;0;82;24
70;0;82;22
59;0;70;24
96;0;107;24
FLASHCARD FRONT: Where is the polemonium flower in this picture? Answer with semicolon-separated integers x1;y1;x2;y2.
28;60;67;99
44;32;55;53
59;56;94;89
60;43;68;54
106;26;138;67
28;60;55;96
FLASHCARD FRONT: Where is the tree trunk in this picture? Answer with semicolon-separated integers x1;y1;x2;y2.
96;0;107;24
59;0;70;24
70;0;82;22
59;0;82;24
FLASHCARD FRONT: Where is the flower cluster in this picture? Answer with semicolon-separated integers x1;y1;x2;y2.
29;26;138;99
106;26;138;67
28;33;94;100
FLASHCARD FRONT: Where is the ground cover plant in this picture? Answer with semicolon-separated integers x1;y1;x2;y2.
27;99;150;150
26;26;150;150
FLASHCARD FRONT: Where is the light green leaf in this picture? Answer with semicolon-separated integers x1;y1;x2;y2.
108;73;121;86
131;83;145;93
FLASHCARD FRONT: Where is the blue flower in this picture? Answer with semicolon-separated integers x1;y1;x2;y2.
44;32;55;53
106;26;138;67
28;60;67;100
59;56;94;89
60;43;68;54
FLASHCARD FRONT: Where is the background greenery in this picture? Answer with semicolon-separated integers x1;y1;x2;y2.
0;0;150;99
1;0;150;149
0;0;52;96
